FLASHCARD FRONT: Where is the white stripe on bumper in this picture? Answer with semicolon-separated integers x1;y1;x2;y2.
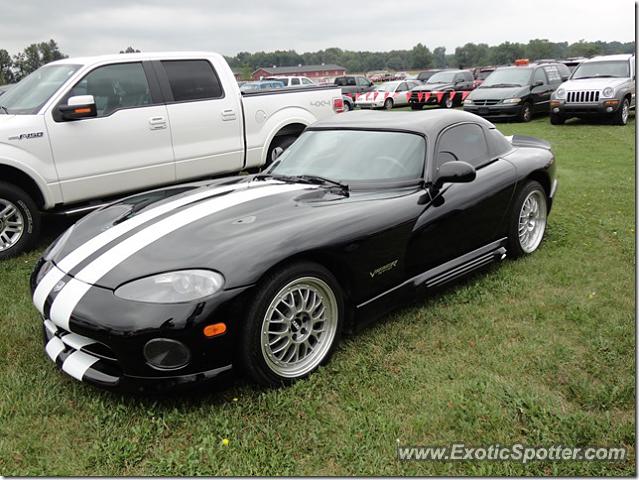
45;336;65;362
62;350;100;381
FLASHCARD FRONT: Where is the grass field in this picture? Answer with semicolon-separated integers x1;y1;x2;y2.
0;113;635;476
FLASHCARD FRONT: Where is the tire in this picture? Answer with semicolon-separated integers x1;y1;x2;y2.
518;102;533;122
238;261;344;387
507;180;548;258
550;113;565;125
410;103;423;110
613;98;630;125
383;98;394;110
0;181;40;260
442;92;455;109
344;101;353;111
264;135;297;169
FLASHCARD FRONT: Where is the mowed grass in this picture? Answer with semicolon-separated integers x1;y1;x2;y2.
0;114;635;476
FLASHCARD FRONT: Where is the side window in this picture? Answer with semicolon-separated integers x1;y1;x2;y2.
396;82;408;92
301;78;313;85
356;77;367;86
291;77;300;86
533;68;547;85
465;72;474;82
67;62;152;117
161;60;223;102
453;74;463;82
436;123;489;169
543;65;561;83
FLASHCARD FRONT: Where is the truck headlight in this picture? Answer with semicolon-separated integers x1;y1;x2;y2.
115;270;225;303
602;87;614;98
502;98;521;104
555;88;565;99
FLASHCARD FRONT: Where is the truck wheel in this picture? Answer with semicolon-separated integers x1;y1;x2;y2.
238;261;344;387
613;98;630;125
518;102;533;122
410;104;423;111
0;181;40;260
265;135;297;169
550;113;565;125
383;98;394;110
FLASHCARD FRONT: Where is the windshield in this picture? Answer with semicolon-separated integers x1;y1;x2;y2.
0;64;80;114
480;67;532;87
427;71;456;83
373;82;399;92
269;130;425;184
572;61;630;79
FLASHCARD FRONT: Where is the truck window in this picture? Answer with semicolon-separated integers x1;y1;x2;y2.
291;78;300;86
161;60;223;102
301;78;313;85
70;62;152;117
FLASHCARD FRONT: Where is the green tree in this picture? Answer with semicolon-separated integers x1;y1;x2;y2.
120;46;141;54
433;46;447;68
410;43;433;69
0;49;13;85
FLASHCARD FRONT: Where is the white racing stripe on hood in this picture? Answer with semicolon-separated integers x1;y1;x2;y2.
33;181;267;314
48;182;310;331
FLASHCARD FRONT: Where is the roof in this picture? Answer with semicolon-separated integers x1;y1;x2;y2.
586;54;634;62
308;109;494;136
254;64;345;74
48;51;226;67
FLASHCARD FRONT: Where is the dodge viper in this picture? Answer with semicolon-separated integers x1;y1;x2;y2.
31;110;557;392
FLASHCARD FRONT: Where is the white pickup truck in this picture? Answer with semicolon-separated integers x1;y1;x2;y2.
0;51;344;258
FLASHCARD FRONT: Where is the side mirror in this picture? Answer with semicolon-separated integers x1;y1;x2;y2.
434;157;476;189
531;80;544;88
58;95;97;121
561;75;569;81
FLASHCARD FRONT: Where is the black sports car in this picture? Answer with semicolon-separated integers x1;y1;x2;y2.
31;110;557;392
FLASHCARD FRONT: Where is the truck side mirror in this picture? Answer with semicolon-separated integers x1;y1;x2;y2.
58;95;97;121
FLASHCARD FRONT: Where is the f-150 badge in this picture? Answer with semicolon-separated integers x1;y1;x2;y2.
8;131;44;141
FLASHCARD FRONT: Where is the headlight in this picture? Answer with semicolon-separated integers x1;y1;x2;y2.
602;87;614;97
43;225;75;261
555;88;566;99
115;270;225;303
502;98;522;104
463;98;473;105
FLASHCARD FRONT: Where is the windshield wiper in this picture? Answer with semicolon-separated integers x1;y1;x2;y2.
0;105;8;114
574;75;619;79
254;173;349;196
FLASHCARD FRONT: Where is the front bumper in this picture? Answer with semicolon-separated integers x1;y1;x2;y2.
463;103;521;118
550;100;622;117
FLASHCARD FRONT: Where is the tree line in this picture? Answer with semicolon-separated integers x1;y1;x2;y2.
225;39;635;75
0;38;634;85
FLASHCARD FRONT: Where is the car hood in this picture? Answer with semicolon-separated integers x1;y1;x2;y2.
559;77;629;91
412;82;455;92
47;176;419;290
469;85;528;100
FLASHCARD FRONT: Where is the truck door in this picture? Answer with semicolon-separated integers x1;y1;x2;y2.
45;61;175;204
156;59;244;181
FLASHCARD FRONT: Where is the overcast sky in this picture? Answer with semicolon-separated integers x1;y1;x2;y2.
1;0;636;58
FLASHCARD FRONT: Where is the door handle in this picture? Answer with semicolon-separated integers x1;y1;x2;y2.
148;116;167;130
221;109;237;121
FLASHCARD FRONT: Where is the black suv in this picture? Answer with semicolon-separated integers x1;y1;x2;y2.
463;62;570;122
409;69;475;109
334;76;374;108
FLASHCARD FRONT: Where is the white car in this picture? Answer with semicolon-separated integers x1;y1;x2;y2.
0;51;344;258
263;76;316;87
355;80;421;110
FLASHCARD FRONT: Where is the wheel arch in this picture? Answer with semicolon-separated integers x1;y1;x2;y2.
0;163;47;209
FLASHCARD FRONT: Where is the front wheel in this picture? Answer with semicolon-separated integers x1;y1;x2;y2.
613;98;630;125
383;98;394;110
550;113;565;125
238;262;344;387
0;182;40;260
508;181;548;258
442;93;455;109
518;102;533;122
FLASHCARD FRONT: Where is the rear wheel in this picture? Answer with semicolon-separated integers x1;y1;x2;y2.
238;262;344;387
442;92;455;109
0;181;40;260
264;135;297;169
508;181;547;258
383;98;394;110
550;113;565;125
613;98;630;125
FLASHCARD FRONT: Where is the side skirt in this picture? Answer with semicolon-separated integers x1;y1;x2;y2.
353;238;508;326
